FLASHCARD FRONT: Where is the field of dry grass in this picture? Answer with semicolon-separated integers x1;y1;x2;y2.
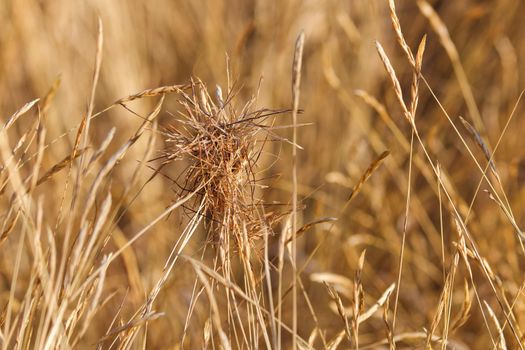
1;0;525;349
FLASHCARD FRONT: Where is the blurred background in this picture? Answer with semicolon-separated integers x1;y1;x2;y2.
1;0;525;348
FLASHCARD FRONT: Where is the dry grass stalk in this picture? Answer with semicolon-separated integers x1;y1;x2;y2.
80;17;103;161
192;263;232;350
290;31;305;350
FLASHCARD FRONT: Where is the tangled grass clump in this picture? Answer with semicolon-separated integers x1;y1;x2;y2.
160;80;288;252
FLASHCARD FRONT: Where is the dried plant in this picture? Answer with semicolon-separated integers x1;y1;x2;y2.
158;79;288;252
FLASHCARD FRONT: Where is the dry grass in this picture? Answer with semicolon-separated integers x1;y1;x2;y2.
2;0;525;349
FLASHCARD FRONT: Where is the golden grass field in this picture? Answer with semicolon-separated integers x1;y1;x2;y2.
1;0;525;349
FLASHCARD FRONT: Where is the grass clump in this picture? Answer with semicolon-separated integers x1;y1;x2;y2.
159;80;284;251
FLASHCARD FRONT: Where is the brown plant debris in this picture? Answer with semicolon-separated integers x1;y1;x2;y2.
159;79;290;250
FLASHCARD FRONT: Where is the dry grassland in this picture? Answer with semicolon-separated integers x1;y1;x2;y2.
1;1;525;349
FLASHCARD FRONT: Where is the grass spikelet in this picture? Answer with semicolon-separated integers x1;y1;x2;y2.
325;283;352;344
358;283;396;324
388;0;415;66
375;42;411;122
115;84;188;105
3;99;40;131
352;250;366;347
36;148;86;186
409;35;426;118
326;330;346;350
285;217;337;244
347;150;390;202
485;300;508;350
382;297;396;350
450;279;473;333
459;116;498;176
40;76;61;117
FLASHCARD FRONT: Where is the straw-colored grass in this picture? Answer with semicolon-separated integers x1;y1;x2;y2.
2;0;525;349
